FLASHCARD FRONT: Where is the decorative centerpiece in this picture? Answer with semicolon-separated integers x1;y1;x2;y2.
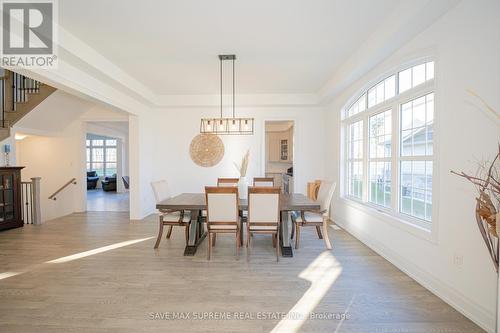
4;144;10;166
234;150;250;199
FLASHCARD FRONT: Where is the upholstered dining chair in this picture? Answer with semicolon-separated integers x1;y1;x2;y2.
246;187;281;261
151;180;191;249
253;177;275;187
205;186;241;260
292;181;336;250
217;178;239;187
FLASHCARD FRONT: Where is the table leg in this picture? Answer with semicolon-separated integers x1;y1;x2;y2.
280;211;294;257
184;210;207;256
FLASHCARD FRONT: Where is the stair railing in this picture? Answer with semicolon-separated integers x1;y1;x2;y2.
21;177;41;225
12;71;41;111
49;178;77;201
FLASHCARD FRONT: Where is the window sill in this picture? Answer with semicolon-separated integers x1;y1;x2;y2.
338;196;437;244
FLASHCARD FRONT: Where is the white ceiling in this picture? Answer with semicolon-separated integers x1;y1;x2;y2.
59;0;399;95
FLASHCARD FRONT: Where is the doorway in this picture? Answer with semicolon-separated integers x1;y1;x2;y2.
264;120;294;193
85;121;129;212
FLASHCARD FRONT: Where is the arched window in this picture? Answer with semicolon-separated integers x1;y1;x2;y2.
342;60;435;228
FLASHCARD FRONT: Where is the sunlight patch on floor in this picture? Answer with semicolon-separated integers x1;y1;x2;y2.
271;251;342;333
0;271;23;280
46;237;154;264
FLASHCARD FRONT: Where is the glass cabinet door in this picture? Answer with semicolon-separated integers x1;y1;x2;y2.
0;174;15;222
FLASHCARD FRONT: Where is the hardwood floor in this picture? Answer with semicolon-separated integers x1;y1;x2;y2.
0;212;484;332
87;190;130;212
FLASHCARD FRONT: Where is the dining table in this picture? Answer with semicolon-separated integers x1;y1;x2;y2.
156;193;321;257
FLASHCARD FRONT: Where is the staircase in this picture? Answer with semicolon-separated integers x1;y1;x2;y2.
0;69;56;141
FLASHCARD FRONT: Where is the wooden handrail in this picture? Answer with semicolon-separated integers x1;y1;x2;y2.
49;178;77;200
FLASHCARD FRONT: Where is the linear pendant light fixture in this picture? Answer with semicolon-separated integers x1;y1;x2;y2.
200;55;254;135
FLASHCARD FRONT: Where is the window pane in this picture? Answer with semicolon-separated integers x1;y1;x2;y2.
398;68;411;93
86;140;90;146
368;87;376;108
426;61;434;80
400;93;434;158
105;163;117;176
86;148;90;162
358;94;366;112
106;139;117;146
412;64;426;87
106;148;117;162
369;110;391;159
92;148;104;162
385;75;395;100
400;160;432;221
86;163;91;171
92;139;103;146
93;163;104;176
369;161;391;208
376;82;384;104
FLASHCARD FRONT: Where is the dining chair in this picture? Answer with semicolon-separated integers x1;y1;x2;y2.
292;181;336;250
151;180;191;249
246;187;281;261
205;186;241;260
253;177;275;187
217;178;239;187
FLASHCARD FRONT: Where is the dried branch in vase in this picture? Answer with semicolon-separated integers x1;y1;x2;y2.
452;144;500;271
233;150;250;177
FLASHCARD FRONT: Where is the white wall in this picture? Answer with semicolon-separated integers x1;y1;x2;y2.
16;120;86;222
128;106;326;218
325;0;500;331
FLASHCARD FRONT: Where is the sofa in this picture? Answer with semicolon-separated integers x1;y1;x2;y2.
87;171;99;189
102;174;117;192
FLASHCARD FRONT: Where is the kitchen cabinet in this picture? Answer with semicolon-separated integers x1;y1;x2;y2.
268;128;293;162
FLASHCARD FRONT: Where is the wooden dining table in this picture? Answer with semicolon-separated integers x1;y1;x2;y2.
156;193;321;257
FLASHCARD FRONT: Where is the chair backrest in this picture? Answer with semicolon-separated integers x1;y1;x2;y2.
205;186;239;223
248;187;280;224
217;178;239;187
253;177;275;187
151;180;171;204
316;180;337;216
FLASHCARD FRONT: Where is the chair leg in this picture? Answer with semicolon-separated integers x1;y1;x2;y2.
295;223;301;249
184;224;189;245
291;221;295;239
246;227;251;262
207;232;212;260
212;233;216;246
166;225;173;239
236;230;240;259
272;233;276;248
275;233;280;262
316;226;323;239
154;220;164;249
322;218;332;250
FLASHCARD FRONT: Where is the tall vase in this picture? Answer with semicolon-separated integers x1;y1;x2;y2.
238;176;248;200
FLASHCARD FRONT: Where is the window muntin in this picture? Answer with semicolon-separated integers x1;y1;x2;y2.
347;121;363;199
342;60;435;226
86;138;118;177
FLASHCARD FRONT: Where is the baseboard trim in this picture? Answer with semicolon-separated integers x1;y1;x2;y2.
333;214;494;333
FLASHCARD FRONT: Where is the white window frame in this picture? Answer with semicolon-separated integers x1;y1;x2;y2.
340;58;436;233
87;138;118;177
